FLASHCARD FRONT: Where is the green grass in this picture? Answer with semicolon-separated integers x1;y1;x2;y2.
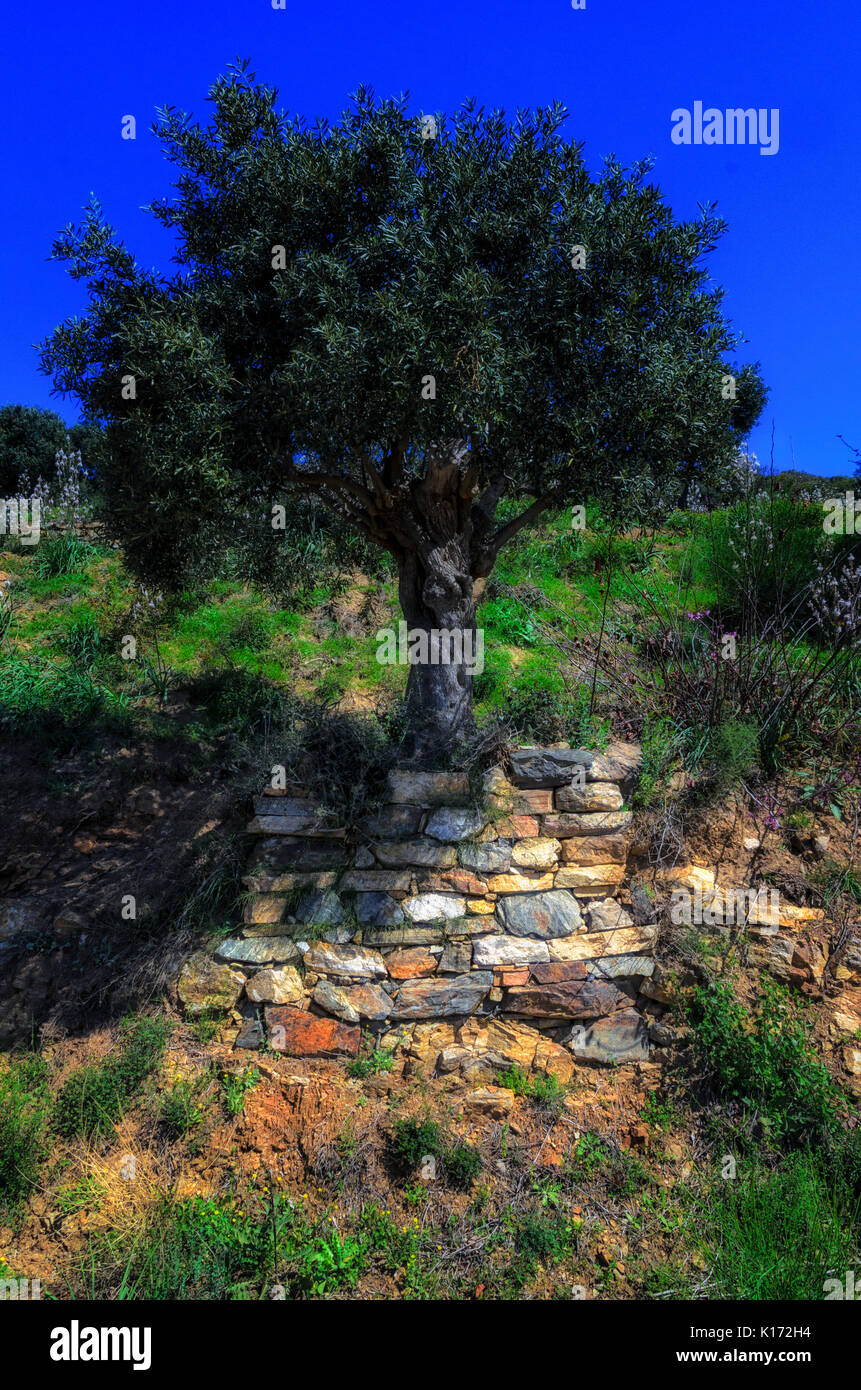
697;1151;859;1300
54;1015;171;1140
0;1052;50;1212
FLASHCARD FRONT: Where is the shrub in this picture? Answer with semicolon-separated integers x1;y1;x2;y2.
706;496;825;632
61;614;102;665
689;981;842;1147
391;1118;443;1173
442;1139;482;1188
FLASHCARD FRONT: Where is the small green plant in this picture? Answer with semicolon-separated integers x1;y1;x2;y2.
498;1064;566;1114
689;979;842;1147
32;534;93;578
220;1066;260;1117
567;1132;611;1179
346;1045;395;1079
299;1227;367;1295
391;1117;443;1173
61;614;102;664
442;1139;482;1189
698;1151;859;1300
159;1076;210;1139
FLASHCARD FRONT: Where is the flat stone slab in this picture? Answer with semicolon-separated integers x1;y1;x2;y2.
248;839;346;871
384;946;439;979
543;811;632;837
340;870;412;892
402;893;467;922
502;978;629;1020
566;1009;649;1064
353;892;405;927
486;871;555;894
557;833;627;865
373;840;457;868
586;743;643;786
590;954;655;980
313;979;391;1022
178;954;245;1017
496;890;583;939
587;898;636;932
390;972;493;1019
245;965;306;1004
508;748;594;788
387;770;469;805
215;937;301;966
530;960;590;983
472;936;551;968
555;781;624;813
294;889;346;926
362;926;445;947
304;942;386;978
265;1006;360;1057
362;804;424;838
511;837;561;870
555;863;626;893
424;806;487;841
458;842;512;875
547;926;653;960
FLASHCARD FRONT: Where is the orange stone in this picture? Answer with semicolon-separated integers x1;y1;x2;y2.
384;947;439;980
265;1006;359;1056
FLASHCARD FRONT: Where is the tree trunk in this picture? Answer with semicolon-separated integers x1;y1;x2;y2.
396;540;478;759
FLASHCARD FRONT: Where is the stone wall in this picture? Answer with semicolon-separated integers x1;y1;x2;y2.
179;742;661;1071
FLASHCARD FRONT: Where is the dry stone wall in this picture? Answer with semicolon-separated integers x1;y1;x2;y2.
180;742;660;1072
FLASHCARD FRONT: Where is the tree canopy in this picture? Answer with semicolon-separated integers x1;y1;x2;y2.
41;62;766;746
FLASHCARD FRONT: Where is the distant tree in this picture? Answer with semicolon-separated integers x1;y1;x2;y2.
0;405;99;496
0;405;67;495
40;64;767;752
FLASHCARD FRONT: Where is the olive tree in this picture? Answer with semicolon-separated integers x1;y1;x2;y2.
41;63;765;750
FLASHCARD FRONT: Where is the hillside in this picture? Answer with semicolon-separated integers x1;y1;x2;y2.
1;498;860;1302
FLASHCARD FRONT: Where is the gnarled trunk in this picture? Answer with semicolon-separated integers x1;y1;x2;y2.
396;536;479;758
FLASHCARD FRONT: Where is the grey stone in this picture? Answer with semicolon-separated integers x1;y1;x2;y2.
555;781;624;813
496;890;583;939
402;893;467;922
424;806;487;842
354;892;405;927
458;841;512;875
373;839;457;868
472;936;551;967
508;747;594;788
437;942;473;973
313;979;391;1022
304;942;386;978
390;972;493;1020
565;1010;649;1063
215;937;301;966
294;889;346;927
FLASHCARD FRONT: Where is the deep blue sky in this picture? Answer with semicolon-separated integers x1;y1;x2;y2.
2;0;858;476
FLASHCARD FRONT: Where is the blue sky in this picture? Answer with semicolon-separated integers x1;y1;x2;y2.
2;0;858;476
